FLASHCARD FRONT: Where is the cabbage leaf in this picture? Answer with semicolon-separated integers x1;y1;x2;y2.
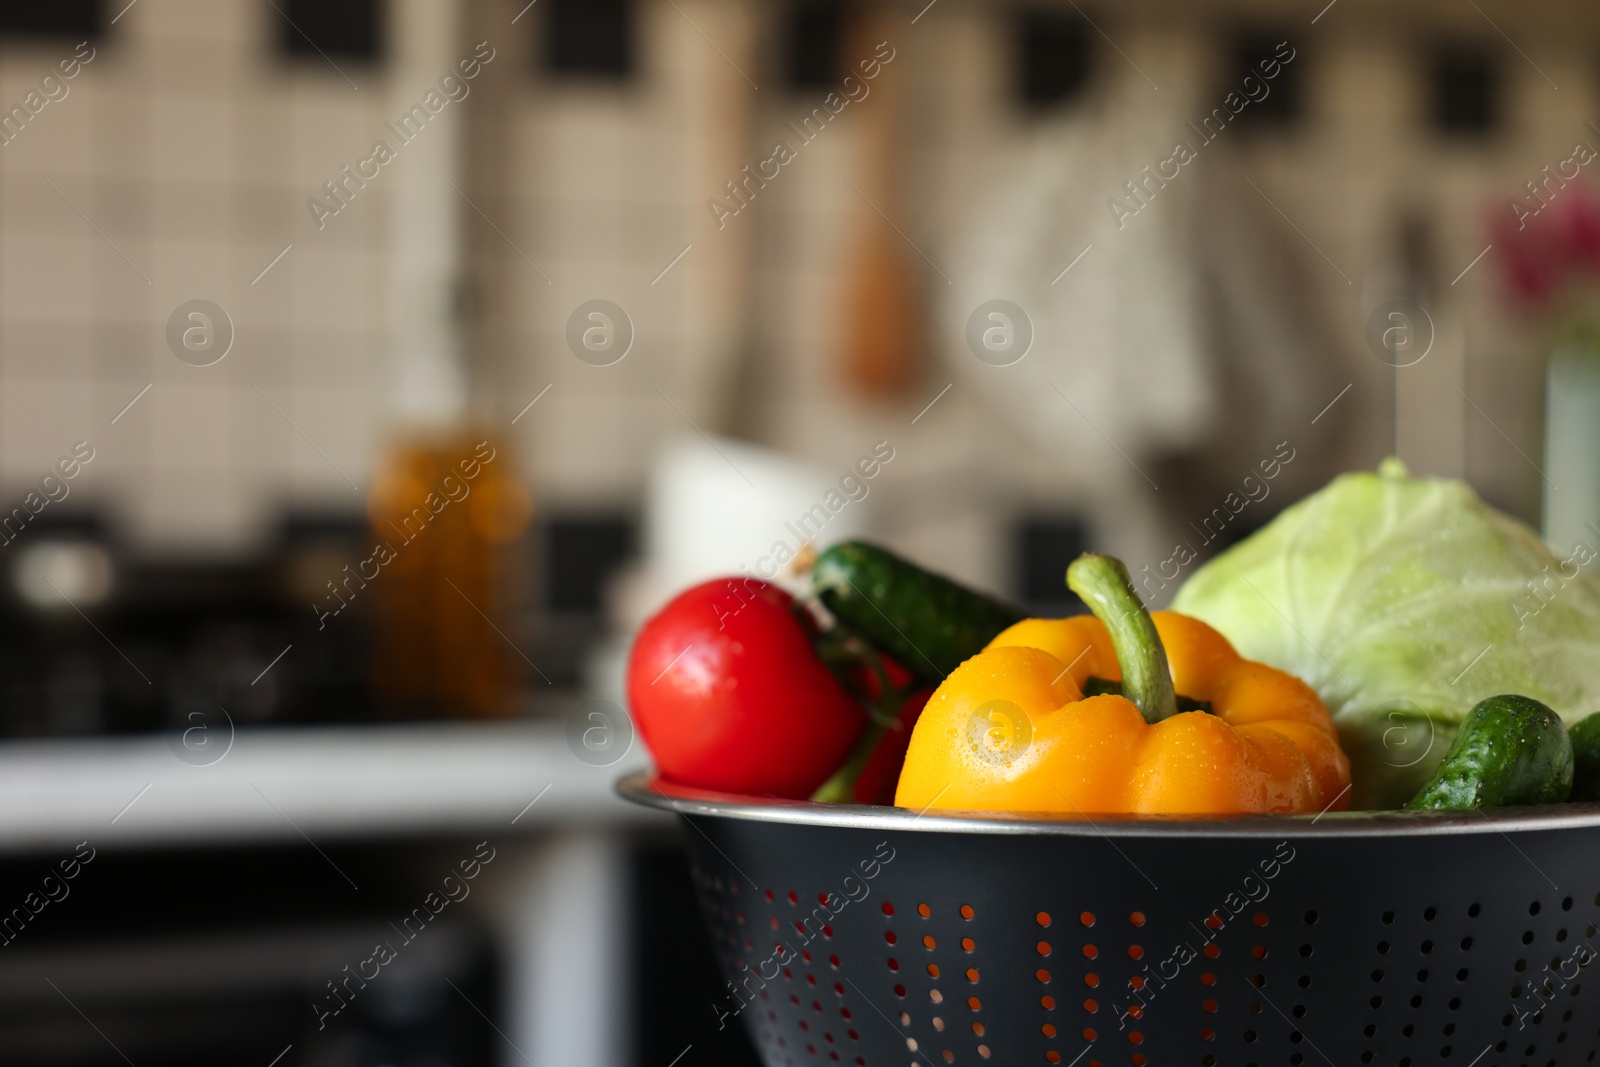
1171;458;1600;808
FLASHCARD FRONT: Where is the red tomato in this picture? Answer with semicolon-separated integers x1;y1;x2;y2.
627;577;865;798
852;688;933;806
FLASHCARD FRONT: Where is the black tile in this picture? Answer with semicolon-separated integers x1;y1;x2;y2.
275;0;384;62
1429;44;1500;137
784;0;845;91
544;0;635;81
1229;31;1303;128
1013;514;1091;614
1014;7;1092;110
0;0;101;39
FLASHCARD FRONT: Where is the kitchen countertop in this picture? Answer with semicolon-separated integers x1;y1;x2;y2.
0;719;657;852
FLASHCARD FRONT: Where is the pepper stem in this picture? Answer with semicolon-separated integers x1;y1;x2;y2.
1066;553;1179;724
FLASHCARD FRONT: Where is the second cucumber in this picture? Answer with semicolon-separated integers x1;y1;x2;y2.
1407;694;1573;810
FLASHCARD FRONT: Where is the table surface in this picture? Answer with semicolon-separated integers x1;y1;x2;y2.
0;718;657;852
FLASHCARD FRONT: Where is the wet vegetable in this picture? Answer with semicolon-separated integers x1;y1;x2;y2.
1173;458;1600;808
894;554;1351;815
1407;695;1573;810
1568;711;1600;802
810;540;1025;684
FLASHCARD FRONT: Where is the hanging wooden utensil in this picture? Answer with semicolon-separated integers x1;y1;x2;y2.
840;6;923;400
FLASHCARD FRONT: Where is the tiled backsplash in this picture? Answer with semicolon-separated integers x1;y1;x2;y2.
0;0;1591;590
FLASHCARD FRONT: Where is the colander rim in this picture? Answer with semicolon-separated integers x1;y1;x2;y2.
617;772;1600;838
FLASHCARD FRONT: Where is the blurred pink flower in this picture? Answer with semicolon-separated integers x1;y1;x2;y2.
1494;180;1600;315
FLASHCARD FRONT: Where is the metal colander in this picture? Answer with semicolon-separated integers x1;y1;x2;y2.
620;773;1600;1067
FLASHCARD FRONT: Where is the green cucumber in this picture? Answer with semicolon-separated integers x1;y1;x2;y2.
1568;711;1600;801
810;541;1025;683
1406;694;1573;810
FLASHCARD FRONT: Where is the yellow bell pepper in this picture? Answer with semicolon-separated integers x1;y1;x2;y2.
894;554;1351;815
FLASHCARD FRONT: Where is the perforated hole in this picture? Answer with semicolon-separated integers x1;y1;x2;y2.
689;867;1600;1067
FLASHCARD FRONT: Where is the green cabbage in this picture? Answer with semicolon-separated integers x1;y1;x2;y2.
1171;458;1600;808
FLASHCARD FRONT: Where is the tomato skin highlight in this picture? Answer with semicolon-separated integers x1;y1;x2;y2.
627;578;866;799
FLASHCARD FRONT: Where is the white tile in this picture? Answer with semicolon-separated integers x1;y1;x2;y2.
0;379;94;483
291;247;377;331
151;180;231;244
232;99;293;185
125;463;270;555
292;329;385;392
90;321;158;387
289;86;373;182
0;232;95;321
147;241;234;318
0;81;96;177
0;318;91;382
274;385;377;499
532;388;663;499
149;96;235;184
146;380;239;473
86;82;151;181
157;0;258;46
0;174;66;235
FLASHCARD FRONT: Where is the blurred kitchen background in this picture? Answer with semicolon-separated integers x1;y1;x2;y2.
0;0;1597;1062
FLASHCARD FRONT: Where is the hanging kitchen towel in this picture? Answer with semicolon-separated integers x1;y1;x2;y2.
943;59;1343;494
945;85;1212;483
